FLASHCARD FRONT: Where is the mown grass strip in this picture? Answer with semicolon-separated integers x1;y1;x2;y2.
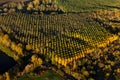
0;43;19;61
19;70;64;80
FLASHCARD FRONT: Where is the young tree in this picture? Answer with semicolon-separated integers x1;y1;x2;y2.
3;34;9;40
8;8;15;13
15;46;23;56
17;3;23;10
9;2;17;8
73;61;77;70
37;58;43;65
31;55;37;62
31;55;43;66
3;8;8;12
24;64;34;73
26;44;32;51
38;4;45;11
33;0;40;6
5;72;10;80
11;42;16;51
27;2;34;11
2;34;11;47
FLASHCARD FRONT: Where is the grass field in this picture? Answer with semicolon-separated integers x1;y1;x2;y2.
55;0;120;12
19;70;64;80
0;43;19;61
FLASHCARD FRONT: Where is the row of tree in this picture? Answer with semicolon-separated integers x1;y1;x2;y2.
0;33;23;56
23;54;43;74
0;31;33;57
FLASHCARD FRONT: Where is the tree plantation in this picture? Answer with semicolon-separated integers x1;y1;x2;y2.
0;0;120;80
0;12;118;67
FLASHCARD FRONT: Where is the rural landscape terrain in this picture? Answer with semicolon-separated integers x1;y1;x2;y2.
0;0;120;80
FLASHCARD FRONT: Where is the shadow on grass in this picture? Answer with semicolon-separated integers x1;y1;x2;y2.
0;51;17;74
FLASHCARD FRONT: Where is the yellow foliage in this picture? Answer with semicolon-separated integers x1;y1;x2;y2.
18;43;23;47
5;72;10;80
16;47;23;55
73;61;77;70
11;42;16;51
116;68;120;73
0;36;2;43
27;2;33;10
24;64;34;73
31;55;37;62
26;44;32;51
3;39;11;47
33;0;39;6
3;34;9;40
31;55;43;67
37;58;43;65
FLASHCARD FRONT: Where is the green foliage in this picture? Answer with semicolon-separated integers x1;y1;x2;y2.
19;71;64;80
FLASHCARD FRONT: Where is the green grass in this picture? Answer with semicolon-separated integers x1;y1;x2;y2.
54;0;120;12
0;43;19;61
19;71;64;80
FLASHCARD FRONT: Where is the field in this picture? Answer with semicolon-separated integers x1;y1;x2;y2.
19;70;64;80
0;0;120;80
55;0;120;12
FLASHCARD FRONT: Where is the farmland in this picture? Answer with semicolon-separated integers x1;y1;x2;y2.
0;0;120;80
0;12;118;66
55;0;120;12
